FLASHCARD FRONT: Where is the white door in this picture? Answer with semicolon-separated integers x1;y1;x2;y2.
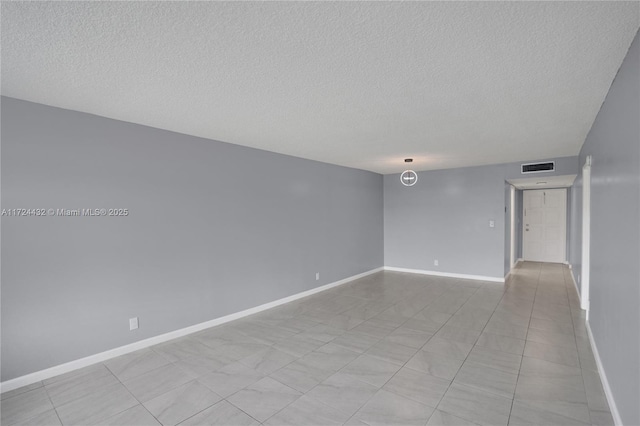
523;189;567;263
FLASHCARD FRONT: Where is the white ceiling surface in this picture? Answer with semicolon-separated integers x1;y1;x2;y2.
508;174;577;190
2;2;639;174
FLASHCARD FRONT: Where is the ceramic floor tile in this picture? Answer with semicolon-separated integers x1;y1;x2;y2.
0;387;54;426
445;308;494;331
226;377;301;422
352;389;435;426
476;332;526;355
523;340;580;368
331;331;381;353
9;263;617;426
173;354;230;377
178;400;259;426
43;363;107;386
422;336;473;360
465;346;522;375
143;380;221;426
581;369;610;412
589;408;615;426
264;394;349;425
437;383;512;426
427;409;481;426
340;354;401;388
269;359;331;393
304;372;378;418
123;363;198;402
405;350;464;380
45;364;120;407
197;362;264;398
55;383;138;426
526;328;577;350
383;327;433;349
1;382;44;401
319;314;365;331
350;322;395;339
508;400;590;425
104;349;171;382
383;367;450;407
9;409;61;426
271;334;326;358
453;361;518;399
100;405;161;426
152;338;220;363
365;340;418;366
237;347;297;375
434;325;482;345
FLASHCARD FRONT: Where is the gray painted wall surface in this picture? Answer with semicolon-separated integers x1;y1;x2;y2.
384;157;578;279
569;31;639;425
504;183;512;276
384;165;507;278
0;97;384;381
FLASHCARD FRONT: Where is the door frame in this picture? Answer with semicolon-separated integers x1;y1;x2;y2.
510;185;516;268
581;156;592;316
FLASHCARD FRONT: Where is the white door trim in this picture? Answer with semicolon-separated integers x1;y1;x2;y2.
581;156;592;316
510;185;516;268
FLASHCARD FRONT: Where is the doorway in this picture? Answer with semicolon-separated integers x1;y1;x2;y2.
523;188;567;263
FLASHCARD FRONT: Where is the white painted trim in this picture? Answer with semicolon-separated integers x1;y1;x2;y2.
510;185;516;269
384;266;504;283
586;321;622;426
581;157;592;316
0;267;383;393
568;266;581;301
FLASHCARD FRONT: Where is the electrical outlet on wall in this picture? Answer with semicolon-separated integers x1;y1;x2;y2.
316;272;320;281
129;317;139;331
434;260;439;266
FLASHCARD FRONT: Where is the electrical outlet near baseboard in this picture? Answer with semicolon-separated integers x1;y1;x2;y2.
434;260;439;266
129;317;139;331
315;272;320;281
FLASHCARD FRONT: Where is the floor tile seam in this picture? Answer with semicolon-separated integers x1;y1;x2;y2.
46;374;132;415
102;359;165;426
23;380;64;426
563;265;601;425
323;294;470;426
425;282;506;420
222;396;271;425
507;264;541;426
510;397;593;426
223;374;304;424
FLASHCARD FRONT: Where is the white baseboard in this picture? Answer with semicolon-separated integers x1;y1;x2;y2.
384;266;504;283
568;266;581;300
586;322;623;426
0;267;383;393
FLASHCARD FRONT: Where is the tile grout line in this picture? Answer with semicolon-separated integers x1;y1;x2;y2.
505;261;540;426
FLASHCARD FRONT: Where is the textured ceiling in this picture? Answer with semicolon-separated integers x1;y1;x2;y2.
2;2;638;174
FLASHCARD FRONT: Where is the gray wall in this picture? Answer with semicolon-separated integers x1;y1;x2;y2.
569;31;639;425
384;157;578;279
0;97;384;381
504;182;512;277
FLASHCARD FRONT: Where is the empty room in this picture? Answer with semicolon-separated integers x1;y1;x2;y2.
1;2;639;426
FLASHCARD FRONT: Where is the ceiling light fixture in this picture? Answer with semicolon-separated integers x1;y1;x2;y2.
401;159;417;186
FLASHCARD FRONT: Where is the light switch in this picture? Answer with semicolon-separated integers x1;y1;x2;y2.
489;220;495;228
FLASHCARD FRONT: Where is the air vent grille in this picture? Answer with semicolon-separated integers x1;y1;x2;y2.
522;161;555;174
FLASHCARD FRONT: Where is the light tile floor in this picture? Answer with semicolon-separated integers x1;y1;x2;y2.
1;262;614;425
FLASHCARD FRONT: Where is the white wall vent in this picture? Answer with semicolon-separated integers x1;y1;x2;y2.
521;161;555;174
